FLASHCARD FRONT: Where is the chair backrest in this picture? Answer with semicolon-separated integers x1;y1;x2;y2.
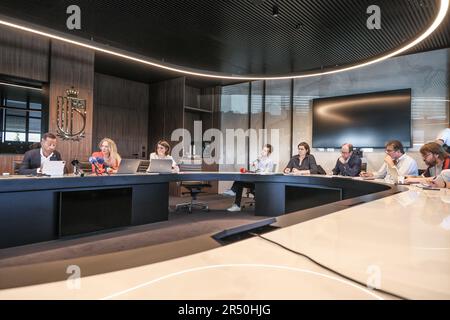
316;165;327;175
79;161;92;172
179;160;202;172
138;160;150;173
360;162;368;172
178;160;209;185
13;159;21;175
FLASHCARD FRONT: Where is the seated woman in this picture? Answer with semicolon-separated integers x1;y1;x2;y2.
91;138;121;174
284;142;318;175
226;144;274;212
146;140;180;173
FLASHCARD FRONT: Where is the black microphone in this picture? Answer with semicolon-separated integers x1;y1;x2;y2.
71;159;85;177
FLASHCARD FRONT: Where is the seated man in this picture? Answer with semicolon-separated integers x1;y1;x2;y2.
361;140;418;183
19;133;62;175
225;144;274;212
406;142;449;184
332;143;361;177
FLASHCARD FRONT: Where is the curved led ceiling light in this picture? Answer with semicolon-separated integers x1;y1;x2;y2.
0;0;448;80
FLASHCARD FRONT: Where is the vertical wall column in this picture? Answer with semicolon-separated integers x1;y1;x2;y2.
48;40;95;164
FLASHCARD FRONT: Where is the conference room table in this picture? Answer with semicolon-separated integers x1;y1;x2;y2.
0;172;397;249
0;182;448;299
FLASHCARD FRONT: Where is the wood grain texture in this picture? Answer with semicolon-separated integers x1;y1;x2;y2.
48;40;94;165
148;77;185;196
93;73;149;159
0;155;24;175
0;25;49;82
148;77;184;152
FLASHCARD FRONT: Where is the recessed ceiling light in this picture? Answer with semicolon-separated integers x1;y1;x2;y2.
0;0;448;81
272;4;279;17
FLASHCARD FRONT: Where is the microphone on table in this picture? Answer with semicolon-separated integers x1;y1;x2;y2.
89;156;102;175
71;159;85;177
240;168;247;173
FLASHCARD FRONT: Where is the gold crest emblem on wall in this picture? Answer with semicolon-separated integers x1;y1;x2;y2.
56;87;87;141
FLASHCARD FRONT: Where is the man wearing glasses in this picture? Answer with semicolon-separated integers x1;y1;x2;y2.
420;142;450;177
332;143;361;177
360;140;418;183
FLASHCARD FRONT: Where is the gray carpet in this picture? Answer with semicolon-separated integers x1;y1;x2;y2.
0;194;263;268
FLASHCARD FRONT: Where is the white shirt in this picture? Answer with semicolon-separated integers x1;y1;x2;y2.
251;156;275;172
38;148;54;173
375;153;418;183
148;152;178;170
440;169;450;182
437;128;450;146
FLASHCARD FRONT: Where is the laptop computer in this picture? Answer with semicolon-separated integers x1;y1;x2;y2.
116;159;141;174
147;159;173;173
42;160;65;177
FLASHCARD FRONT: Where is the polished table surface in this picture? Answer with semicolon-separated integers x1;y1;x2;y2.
0;183;448;299
0;171;395;249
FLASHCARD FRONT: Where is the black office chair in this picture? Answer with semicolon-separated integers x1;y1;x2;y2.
360;162;368;173
241;186;256;209
316;165;327;175
13;159;22;175
242;163;277;209
175;161;211;213
138;160;150;173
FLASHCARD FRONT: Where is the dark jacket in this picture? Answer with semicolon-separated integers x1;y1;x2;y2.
332;153;362;177
19;148;62;175
285;154;319;174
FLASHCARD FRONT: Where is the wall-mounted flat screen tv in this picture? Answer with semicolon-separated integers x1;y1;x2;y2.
312;89;412;148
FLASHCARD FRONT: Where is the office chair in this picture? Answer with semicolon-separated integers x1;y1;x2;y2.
316;165;327;175
242;163;277;209
13;159;21;175
360;162;368;173
241;186;256;209
138;160;150;173
175;160;211;213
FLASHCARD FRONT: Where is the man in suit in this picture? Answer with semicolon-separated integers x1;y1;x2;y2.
19;132;62;175
332;143;362;177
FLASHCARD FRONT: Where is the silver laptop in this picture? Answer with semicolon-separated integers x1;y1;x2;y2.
116;159;141;174
147;159;173;173
42;160;65;176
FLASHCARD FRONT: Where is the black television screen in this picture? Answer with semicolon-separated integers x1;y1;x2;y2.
312;89;411;148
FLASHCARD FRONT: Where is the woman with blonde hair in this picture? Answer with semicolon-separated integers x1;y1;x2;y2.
91;138;122;174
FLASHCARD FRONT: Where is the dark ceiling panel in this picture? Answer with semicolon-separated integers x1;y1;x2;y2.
0;0;448;78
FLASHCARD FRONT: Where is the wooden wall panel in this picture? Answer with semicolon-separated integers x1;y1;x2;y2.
48;40;94;164
149;77;185;196
0;155;24;175
0;25;49;82
164;77;185;144
148;77;184;151
148;81;166;152
93;73;149;159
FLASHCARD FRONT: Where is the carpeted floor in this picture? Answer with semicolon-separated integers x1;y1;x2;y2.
0;194;263;267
